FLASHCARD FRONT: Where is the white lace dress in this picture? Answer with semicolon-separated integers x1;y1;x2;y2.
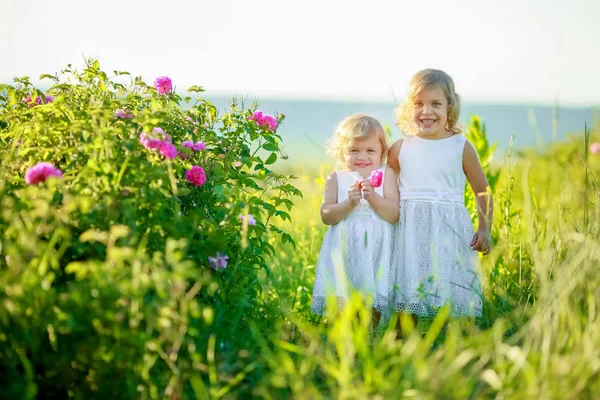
392;135;483;317
311;167;395;316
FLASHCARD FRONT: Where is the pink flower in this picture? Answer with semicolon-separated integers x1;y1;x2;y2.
158;141;178;159
177;151;188;159
154;76;172;94
239;213;257;226
185;166;207;187
591;142;600;154
232;161;242;168
261;114;277;131
249;110;277;132
208;253;229;269
140;128;178;158
25;162;63;184
114;109;133;119
25;94;54;107
249;110;263;123
140;134;162;150
370;169;383;187
192;142;206;151
182;140;206;151
140;133;162;150
140;128;170;148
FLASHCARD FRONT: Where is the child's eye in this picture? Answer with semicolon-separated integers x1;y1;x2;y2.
414;102;423;107
367;150;375;153
433;102;442;106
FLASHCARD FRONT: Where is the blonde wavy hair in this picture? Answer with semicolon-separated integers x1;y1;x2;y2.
395;69;462;135
326;113;389;165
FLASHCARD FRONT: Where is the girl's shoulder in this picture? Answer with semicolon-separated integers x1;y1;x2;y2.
381;165;395;174
387;139;404;173
328;169;358;186
325;170;338;185
389;138;404;155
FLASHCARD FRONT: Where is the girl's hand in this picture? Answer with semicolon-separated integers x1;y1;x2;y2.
359;179;376;202
348;181;362;207
470;229;492;255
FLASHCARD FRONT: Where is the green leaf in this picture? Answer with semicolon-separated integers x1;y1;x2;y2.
263;143;278;152
39;74;58;82
265;153;277;165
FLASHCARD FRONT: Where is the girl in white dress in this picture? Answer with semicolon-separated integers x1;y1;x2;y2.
388;69;493;319
312;114;400;321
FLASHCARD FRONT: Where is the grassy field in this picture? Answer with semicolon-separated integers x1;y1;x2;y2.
2;64;600;398
254;123;600;398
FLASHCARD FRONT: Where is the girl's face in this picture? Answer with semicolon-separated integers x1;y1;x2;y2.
343;133;382;177
412;86;449;139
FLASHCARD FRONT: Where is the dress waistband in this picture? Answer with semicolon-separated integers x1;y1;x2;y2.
400;189;464;204
347;204;383;219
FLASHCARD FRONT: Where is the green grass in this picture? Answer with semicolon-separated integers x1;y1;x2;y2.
256;125;600;398
3;61;600;398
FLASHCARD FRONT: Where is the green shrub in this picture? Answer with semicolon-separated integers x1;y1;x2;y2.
0;59;300;399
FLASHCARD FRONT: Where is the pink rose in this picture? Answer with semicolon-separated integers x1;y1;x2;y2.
140;128;178;158
114;109;133;119
591;142;600;154
139;134;163;150
185;166;207;187
192;141;206;151
250;110;277;132
140;131;165;150
261;114;277;132
154;76;172;95
25;162;63;184
25;94;54;107
370;169;383;187
182;140;206;151
158;141;178;159
249;110;263;123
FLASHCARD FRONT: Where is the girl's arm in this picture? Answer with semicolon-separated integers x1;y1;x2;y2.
320;172;361;225
463;141;493;254
387;139;403;175
360;167;400;223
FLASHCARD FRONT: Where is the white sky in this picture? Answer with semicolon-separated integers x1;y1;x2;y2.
2;0;599;105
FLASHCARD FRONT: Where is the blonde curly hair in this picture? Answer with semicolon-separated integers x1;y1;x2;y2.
325;113;389;165
395;69;462;135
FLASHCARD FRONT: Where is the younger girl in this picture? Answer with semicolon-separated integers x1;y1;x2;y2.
388;69;493;319
312;114;399;319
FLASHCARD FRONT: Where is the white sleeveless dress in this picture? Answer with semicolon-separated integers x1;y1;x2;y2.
393;135;483;317
312;167;395;316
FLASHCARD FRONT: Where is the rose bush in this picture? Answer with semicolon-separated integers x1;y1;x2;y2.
0;59;300;398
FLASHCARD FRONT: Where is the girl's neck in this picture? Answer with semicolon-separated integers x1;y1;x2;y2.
345;165;382;179
415;131;453;140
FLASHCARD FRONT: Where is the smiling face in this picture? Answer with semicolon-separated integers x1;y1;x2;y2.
412;85;450;139
343;133;383;177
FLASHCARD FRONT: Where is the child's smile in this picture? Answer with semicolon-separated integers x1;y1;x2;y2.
343;134;382;177
413;86;449;139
